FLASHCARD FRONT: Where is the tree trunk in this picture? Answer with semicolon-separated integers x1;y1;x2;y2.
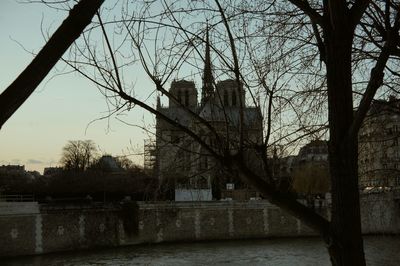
324;15;366;266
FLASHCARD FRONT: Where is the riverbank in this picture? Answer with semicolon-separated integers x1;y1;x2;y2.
1;193;399;257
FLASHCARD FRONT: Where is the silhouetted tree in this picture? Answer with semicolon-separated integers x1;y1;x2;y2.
0;169;34;194
61;2;400;264
60;140;97;171
115;156;142;171
3;1;400;265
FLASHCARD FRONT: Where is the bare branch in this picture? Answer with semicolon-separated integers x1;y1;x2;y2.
0;0;104;129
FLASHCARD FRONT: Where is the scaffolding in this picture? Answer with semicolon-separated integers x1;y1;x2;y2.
144;139;157;174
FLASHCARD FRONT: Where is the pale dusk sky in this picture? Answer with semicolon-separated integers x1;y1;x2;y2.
0;0;156;173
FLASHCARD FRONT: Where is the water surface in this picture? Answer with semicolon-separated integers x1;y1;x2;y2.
3;236;399;266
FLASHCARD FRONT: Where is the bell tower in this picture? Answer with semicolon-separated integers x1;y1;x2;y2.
169;80;197;110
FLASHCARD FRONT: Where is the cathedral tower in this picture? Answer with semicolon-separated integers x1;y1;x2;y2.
169;80;197;110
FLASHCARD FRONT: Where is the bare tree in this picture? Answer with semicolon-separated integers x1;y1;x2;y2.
4;0;400;265
55;0;331;260
61;140;98;172
66;1;400;264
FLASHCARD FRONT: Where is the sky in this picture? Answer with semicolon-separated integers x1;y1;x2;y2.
0;0;154;173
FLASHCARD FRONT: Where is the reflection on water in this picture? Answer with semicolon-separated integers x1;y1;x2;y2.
3;236;400;266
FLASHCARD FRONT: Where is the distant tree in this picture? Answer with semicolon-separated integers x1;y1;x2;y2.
115;156;142;171
60;140;97;171
292;161;330;207
0;169;34;194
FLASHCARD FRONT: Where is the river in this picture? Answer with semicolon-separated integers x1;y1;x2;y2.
3;236;400;266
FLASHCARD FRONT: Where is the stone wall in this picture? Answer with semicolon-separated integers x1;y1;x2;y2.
360;192;400;234
132;201;316;245
0;203;123;257
0;202;39;215
0;194;399;257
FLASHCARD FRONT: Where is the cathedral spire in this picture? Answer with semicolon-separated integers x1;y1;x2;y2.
201;25;214;105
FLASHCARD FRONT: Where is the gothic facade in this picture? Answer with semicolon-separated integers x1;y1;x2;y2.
155;33;263;200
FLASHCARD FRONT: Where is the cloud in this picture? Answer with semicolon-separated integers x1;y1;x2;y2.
27;159;43;164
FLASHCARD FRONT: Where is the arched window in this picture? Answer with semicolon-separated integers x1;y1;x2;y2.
185;90;189;106
224;90;229;106
232;91;237;106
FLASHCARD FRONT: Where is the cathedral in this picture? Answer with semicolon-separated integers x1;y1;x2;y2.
155;31;263;201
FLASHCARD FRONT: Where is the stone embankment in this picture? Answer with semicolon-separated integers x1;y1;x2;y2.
0;193;399;257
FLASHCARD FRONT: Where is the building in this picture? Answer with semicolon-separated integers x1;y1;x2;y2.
359;97;400;188
43;167;63;176
272;95;400;195
0;165;25;173
155;30;263;201
274;141;329;185
293;140;330;193
296;140;328;163
97;155;122;172
269;140;330;208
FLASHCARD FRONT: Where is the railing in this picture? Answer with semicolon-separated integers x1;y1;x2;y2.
0;194;35;202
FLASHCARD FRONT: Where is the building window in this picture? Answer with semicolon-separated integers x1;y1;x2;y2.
178;90;182;104
232;91;237;106
185;90;189;106
224;90;229;106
